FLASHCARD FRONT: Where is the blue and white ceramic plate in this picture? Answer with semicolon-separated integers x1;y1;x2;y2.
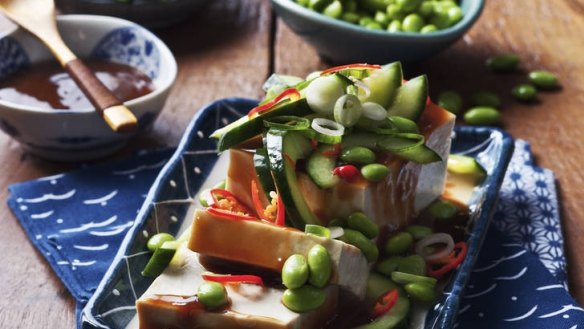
80;98;514;329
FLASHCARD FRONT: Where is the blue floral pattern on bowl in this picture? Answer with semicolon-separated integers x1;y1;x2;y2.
92;27;160;80
0;37;29;80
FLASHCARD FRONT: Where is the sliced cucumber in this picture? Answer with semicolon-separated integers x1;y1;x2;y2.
359;61;403;108
266;130;321;228
213;98;313;152
141;240;180;278
306;147;340;189
253;148;276;197
359;272;410;329
387;75;428;121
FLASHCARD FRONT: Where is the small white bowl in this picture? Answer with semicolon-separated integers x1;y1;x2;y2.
0;15;177;161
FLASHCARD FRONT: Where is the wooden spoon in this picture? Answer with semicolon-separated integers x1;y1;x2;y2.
0;0;138;133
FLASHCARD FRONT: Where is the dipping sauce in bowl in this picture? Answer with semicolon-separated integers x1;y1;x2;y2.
0;60;155;110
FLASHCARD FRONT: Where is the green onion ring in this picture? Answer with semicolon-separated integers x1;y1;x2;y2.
264;115;310;131
311;118;345;144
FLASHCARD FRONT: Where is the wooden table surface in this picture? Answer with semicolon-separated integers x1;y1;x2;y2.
1;0;583;327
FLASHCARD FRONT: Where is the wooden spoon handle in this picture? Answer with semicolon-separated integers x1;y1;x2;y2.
64;59;138;133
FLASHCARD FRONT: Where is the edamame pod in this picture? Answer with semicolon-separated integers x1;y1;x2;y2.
339;229;379;262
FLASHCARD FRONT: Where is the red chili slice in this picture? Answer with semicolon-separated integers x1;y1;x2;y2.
320;63;381;76
247;88;301;118
275;192;285;226
250;180;270;221
202;274;264;286
332;164;360;180
370;289;399;319
206;207;258;221
209;188;252;215
427;241;468;278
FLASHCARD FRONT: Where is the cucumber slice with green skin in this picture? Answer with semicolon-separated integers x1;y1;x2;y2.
141;240;180;278
306;147;340;189
341;132;441;164
253;148;276;197
212;98;313;152
266;129;322;229
359;62;403;108
386;75;428;121
360;272;410;329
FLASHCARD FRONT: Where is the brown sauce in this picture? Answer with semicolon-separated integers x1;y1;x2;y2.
0;60;154;110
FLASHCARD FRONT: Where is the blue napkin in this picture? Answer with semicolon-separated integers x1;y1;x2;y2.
7;140;584;328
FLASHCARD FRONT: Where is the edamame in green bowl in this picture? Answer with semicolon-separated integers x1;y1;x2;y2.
271;0;484;63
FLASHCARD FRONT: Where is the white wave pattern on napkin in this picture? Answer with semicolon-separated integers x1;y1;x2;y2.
493;140;566;286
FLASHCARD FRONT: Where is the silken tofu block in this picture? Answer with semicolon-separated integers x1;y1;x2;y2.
189;209;369;299
224;105;455;230
324;105;456;229
137;244;339;329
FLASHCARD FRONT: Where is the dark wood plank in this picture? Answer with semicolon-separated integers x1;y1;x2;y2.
274;0;584;304
0;1;271;327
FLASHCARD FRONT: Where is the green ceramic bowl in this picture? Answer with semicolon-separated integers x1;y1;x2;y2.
271;0;484;64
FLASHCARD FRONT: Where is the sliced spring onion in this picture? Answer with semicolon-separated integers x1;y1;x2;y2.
311;118;345;144
349;76;371;98
264;115;310;131
329;226;345;239
333;94;363;127
362;102;387;121
415;233;455;263
305;224;331;238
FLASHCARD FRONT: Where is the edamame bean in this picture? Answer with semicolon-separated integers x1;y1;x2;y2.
282;254;310;289
463;106;501;125
348;211;379;238
447;6;463;25
402;13;424;32
399;0;423;12
384;232;414;255
341;146;376;165
430;10;450;29
323;0;342;18
282;285;326;312
418;1;434;17
198;281;228;310
375;11;390;26
339;229;379;262
486;53;520;72
405;225;432;240
387;19;402;32
437;90;463;114
471;91;501;108
404;282;436;302
375;256;402;276
341;12;361;23
147;233;175;252
397;254;426;276
365;21;384;30
511;84;538;102
361;163;390;182
308;244;332;288
528;70;559;89
361;0;391;12
308;0;333;12
386;4;404;20
359;16;374;26
428;200;458;220
420;24;438;33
